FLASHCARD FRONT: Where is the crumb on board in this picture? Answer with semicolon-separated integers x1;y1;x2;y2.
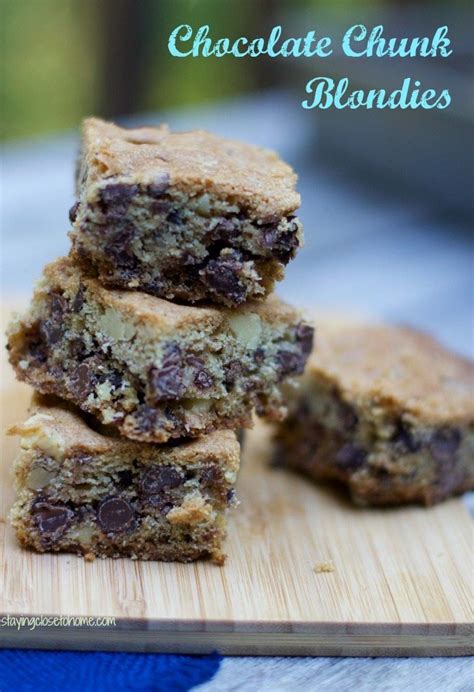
314;560;335;573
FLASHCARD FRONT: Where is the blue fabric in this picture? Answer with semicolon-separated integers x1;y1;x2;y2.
0;649;221;691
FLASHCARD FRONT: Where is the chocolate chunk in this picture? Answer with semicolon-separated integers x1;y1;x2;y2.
100;184;138;218
151;199;172;215
254;348;265;364
32;501;74;540
194;369;213;390
224;359;244;386
200;465;222;486
295;323;314;357
148;343;184;401
335;443;367;471
262;217;299;263
202;256;246;304
24;324;48;364
136;405;158;433
391;421;421;453
338;401;359;432
39;319;62;345
141;467;183;495
148;173;170;197
206;218;239;246
429;428;461;463
108;371;123;390
167;210;183;225
276;350;305;377
72;285;85;312
186;354;204;369
97;497;134;532
69;361;97;400
69;201;80;223
117;470;134;488
104;225;138;269
68;338;87;360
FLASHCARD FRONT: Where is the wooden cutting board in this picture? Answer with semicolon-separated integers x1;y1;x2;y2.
0;305;472;656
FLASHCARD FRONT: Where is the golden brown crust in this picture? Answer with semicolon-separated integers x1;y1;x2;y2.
40;256;301;333
307;320;474;424
8;394;240;474
79;117;300;217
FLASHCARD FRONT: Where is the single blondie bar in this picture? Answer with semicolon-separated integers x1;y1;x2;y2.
69;118;303;307
274;319;474;506
9;395;240;563
7;257;313;443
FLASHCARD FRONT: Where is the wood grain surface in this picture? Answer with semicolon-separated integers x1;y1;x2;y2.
0;305;473;656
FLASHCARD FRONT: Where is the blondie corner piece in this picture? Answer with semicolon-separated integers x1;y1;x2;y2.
9;395;240;563
274;319;474;506
69;118;303;307
7;257;313;443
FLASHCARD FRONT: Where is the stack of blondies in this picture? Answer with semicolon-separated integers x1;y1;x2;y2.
7;119;313;563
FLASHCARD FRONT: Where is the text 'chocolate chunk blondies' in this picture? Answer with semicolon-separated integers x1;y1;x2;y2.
69;118;303;306
9;395;240;563
274;318;474;506
7;257;313;443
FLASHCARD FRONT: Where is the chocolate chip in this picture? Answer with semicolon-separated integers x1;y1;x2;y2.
100;184;138;218
254;348;265;364
276;350;305;377
224;360;244;386
104;225;138;269
391;421;421;453
117;470;134;488
194;369;213;390
295;323;314;357
32;501;74;540
148;343;184;401
68;338;87;360
202;256;246;304
429;428;461;463
69;362;97;400
262;217;299;263
186;354;204;368
338;401;359;432
141;467;183;495
335;443;367;471
72;285;85;312
167;210;183;225
151;199;172;215
206;218;239;246
227;488;237;505
69;201;80;223
97;497;134;532
200;465;222;486
136;405;157;432
39;319;62;345
148;173;170;197
108;371;123;390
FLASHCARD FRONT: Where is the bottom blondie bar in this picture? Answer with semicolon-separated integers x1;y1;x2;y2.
9;395;239;563
274;319;474;506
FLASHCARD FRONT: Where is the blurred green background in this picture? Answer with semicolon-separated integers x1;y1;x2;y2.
3;0;403;142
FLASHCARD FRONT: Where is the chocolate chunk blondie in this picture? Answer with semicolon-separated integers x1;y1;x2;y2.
7;257;313;443
9;395;240;563
69;118;303;307
274;319;474;506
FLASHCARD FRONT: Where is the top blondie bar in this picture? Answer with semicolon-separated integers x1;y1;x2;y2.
69;118;303;307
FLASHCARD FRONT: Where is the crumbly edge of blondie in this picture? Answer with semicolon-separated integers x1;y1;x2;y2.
10;413;239;563
274;377;474;506
70;182;303;307
7;260;313;442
